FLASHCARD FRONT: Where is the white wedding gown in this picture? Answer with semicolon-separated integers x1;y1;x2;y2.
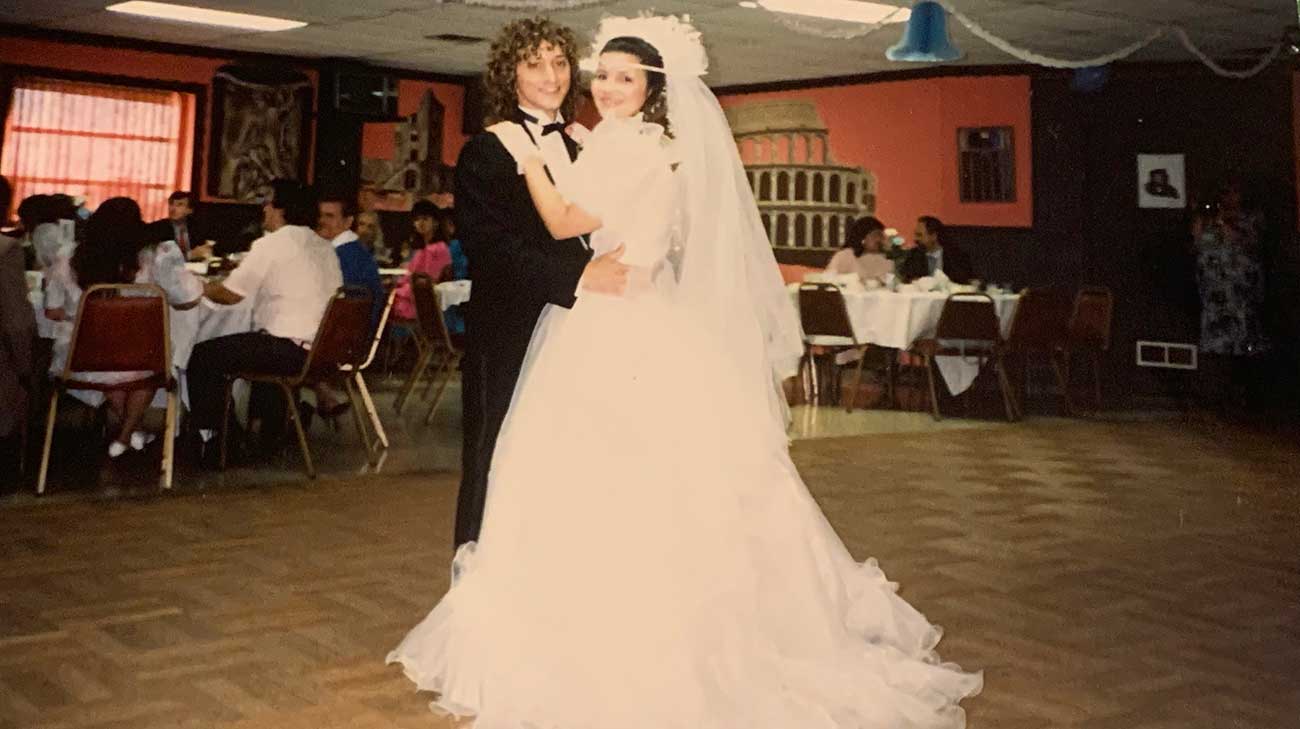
388;117;982;729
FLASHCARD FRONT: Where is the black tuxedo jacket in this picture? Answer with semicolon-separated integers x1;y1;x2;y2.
453;122;592;548
899;245;975;285
145;217;209;257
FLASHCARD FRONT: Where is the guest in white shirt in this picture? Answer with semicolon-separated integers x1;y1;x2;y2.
825;216;893;284
187;180;342;457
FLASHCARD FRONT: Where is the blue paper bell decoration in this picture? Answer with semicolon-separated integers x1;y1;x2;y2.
886;1;963;63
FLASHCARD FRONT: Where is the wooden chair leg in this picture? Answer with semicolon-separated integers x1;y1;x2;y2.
219;379;234;470
354;372;388;449
1061;351;1074;415
343;377;377;463
424;354;460;425
394;346;433;414
996;357;1020;422
35;389;60;495
161;390;176;489
924;355;942;421
809;351;821;406
420;347;445;400
845;347;868;413
282;383;315;478
1091;351;1103;411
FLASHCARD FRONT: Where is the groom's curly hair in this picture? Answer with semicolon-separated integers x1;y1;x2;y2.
482;17;581;126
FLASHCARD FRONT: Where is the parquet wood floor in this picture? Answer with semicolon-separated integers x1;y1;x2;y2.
3;419;1298;728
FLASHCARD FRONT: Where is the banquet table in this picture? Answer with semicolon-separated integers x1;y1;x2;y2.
789;285;1020;395
435;280;471;311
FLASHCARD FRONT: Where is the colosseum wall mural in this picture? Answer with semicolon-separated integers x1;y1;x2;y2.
726;100;876;252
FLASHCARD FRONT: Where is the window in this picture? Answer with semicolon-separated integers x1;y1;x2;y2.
1;76;196;221
958;126;1015;203
776;171;789;200
812;173;824;202
794;171;807;201
829;174;841;203
811;216;823;248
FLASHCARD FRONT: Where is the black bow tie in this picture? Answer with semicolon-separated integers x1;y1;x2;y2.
519;110;567;137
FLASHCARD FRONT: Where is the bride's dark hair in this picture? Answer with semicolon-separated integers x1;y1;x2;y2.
600;36;671;137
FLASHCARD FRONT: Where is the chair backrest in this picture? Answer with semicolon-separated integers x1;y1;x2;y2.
1006;287;1072;349
798;283;856;341
410;272;441;342
1069;286;1113;350
65;284;169;375
302;286;374;379
934;293;1000;342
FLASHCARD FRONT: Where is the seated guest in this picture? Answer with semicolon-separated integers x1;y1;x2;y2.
0;175;36;462
189;180;342;458
44;198;202;458
18;194;72;271
390;199;447;268
355;210;385;257
391;201;452;322
146;191;212;261
898;215;975;284
319;194;385;333
824;216;893;284
441;209;467;335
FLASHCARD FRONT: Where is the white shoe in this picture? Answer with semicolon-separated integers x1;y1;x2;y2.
130;431;156;451
108;441;128;459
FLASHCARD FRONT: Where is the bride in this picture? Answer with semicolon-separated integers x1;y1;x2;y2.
388;15;982;729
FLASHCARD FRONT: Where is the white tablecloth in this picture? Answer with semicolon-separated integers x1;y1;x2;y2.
436;280;471;311
790;286;1020;395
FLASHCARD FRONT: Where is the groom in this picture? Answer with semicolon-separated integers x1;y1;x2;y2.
454;17;629;550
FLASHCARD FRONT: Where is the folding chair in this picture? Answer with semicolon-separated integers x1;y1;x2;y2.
912;293;1018;422
797;282;893;411
219;287;374;478
37;284;177;493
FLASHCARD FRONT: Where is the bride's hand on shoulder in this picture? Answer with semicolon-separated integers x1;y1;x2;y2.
565;122;591;146
487;122;541;172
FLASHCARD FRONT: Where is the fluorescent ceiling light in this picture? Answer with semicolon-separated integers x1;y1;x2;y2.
758;0;911;25
105;1;307;31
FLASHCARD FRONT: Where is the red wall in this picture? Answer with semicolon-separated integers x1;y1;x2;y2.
2;35;469;200
359;78;467;166
718;75;1033;230
1;36;321;203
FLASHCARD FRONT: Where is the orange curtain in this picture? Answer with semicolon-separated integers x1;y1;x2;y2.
1;77;194;221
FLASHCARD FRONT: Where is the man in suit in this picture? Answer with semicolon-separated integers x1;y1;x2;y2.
453;16;629;551
899;215;975;284
147;191;211;260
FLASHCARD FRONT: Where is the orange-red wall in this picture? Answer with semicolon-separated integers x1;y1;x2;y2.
717;75;1033;230
2;35;469;200
1;36;320;202
359;78;466;165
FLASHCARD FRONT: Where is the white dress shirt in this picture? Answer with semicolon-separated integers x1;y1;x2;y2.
223;225;343;344
519;104;576;191
329;230;359;248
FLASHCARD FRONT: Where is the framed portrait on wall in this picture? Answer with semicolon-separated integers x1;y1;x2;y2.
206;65;313;202
1137;153;1185;209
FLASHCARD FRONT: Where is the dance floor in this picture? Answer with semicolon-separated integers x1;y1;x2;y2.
3;415;1298;728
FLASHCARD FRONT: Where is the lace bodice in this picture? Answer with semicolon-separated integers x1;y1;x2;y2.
563;116;678;268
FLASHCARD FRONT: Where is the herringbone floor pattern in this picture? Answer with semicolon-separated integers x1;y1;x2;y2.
3;419;1298;728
